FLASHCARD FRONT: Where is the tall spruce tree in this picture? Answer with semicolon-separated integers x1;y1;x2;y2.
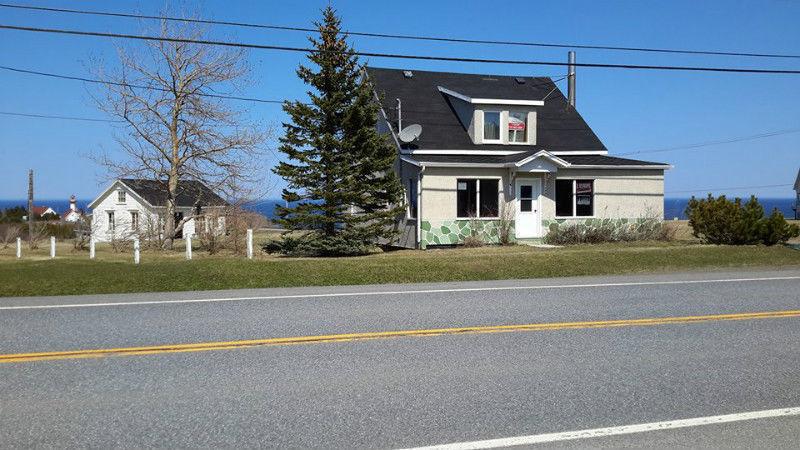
274;7;403;256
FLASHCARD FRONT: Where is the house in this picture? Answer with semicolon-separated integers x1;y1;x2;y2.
31;205;57;218
62;195;84;223
88;179;228;242
366;67;671;248
794;168;800;219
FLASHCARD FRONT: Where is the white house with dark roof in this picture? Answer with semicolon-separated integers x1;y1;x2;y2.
88;179;228;242
367;67;671;248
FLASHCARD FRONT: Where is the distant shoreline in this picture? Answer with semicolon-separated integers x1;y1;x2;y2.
2;197;796;220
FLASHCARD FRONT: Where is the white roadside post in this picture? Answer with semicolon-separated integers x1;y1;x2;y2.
16;237;21;259
49;236;55;258
89;236;96;259
133;238;140;265
246;229;253;259
185;234;193;260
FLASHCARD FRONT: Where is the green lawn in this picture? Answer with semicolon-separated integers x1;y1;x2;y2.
1;241;799;297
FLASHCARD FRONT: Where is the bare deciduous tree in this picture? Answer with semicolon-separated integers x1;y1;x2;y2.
93;17;268;249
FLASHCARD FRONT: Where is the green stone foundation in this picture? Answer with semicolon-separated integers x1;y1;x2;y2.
420;220;514;249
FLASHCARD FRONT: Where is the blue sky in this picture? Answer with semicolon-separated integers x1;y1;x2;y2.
1;0;799;200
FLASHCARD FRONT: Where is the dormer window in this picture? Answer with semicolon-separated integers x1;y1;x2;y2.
509;112;527;143
483;111;501;142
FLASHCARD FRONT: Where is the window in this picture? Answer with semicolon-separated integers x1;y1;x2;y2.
130;211;139;230
107;211;115;231
575;180;594;216
407;178;418;219
520;185;533;212
457;179;477;217
483;111;501;142
457;178;499;218
479;179;499;217
117;190;126;203
508;112;527;143
556;179;594;217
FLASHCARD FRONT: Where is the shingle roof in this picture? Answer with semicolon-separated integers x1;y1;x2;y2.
120;179;228;207
404;152;669;167
559;155;670;166
366;67;607;152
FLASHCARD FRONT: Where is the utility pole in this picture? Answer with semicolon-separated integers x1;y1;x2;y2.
27;169;34;248
567;51;576;108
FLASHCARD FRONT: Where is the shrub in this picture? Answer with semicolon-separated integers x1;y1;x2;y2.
686;195;798;246
760;210;800;246
1;224;21;248
263;233;372;257
42;223;78;240
496;203;515;246
462;235;485;248
543;218;670;245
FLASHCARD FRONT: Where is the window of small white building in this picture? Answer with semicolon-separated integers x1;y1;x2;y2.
508;112;527;143
130;211;139;229
117;190;126;203
483;111;501;142
556;179;594;217
457;179;499;218
107;211;115;231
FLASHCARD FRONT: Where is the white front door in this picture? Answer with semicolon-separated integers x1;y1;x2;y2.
515;179;542;239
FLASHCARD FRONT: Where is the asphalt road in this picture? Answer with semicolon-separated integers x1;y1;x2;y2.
1;268;799;448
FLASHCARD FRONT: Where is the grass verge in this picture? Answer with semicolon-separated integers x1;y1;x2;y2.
1;242;799;297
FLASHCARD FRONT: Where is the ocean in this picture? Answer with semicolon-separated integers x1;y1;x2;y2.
2;197;796;220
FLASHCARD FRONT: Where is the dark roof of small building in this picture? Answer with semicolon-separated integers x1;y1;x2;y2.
366;67;607;153
405;152;669;167
120;179;228;207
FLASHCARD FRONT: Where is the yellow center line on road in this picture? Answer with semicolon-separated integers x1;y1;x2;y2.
2;309;799;364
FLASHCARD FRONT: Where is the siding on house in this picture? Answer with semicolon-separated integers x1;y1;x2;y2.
420;167;511;221
419;167;664;222
90;181;202;242
545;169;665;220
91;183;159;242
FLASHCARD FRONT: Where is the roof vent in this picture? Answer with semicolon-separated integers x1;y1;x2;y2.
403;70;413;78
514;77;526;84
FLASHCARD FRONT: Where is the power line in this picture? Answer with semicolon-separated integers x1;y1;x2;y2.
0;65;285;104
2;2;799;60
619;129;800;156
0;110;121;122
3;24;800;75
666;183;793;194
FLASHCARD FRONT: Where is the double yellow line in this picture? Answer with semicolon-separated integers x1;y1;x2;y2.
2;310;799;364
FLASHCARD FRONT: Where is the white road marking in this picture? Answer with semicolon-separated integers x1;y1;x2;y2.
1;275;799;311
403;406;800;449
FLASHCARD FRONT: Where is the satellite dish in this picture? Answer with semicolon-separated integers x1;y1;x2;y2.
398;124;422;143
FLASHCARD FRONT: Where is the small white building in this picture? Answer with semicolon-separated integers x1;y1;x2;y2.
88;179;228;242
62;195;84;223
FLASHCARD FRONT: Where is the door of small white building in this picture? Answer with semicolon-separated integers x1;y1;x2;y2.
515;178;542;239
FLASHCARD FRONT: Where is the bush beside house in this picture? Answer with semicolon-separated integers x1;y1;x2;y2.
685;195;799;245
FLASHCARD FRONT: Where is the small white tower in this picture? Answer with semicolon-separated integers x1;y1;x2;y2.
69;194;77;212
